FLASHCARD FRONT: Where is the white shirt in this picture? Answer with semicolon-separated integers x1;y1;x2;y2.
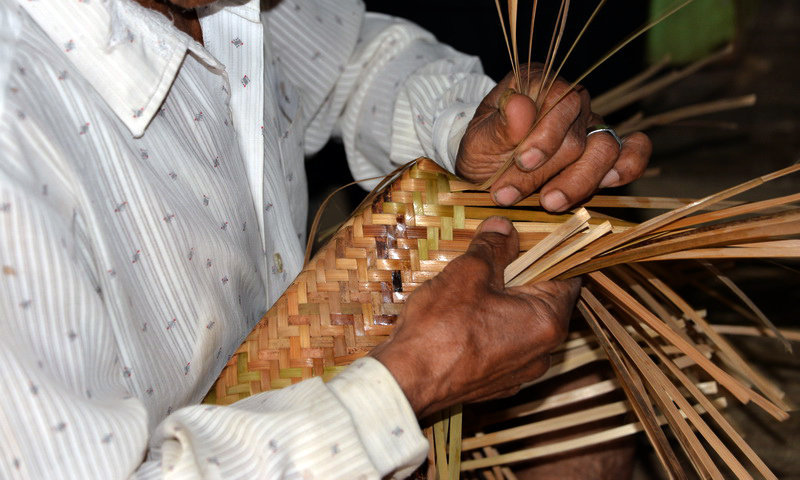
0;0;495;478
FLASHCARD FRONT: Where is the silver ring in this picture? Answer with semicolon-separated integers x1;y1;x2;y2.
586;124;623;150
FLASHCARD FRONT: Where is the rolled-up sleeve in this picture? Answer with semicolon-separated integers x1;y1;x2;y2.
267;0;496;186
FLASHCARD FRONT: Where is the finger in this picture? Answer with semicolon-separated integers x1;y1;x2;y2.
457;92;538;181
599;132;652;188
538;129;622;212
462;216;520;288
490;125;585;206
514;86;590;172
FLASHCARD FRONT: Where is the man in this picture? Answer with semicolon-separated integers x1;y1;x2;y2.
0;0;650;477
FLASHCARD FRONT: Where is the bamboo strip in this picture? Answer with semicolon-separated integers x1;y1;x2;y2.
568;210;800;277
700;260;791;352
479;379;619;425
583;290;747;479
540;164;800;280
508;221;611;286
654;192;800;233
645;245;800;261
712;325;800;342
462;399;630;451
434;412;450;479
448;404;463;480
589;272;752;404
616;95;757;137
610;266;688;341
460;397;727;472
591;54;671;110
630;264;791;415
479;0;698;190
593;44;733;116
504;208;589;283
631;319;779;480
578;299;686;480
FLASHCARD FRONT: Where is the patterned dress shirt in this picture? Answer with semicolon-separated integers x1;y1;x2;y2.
0;0;496;477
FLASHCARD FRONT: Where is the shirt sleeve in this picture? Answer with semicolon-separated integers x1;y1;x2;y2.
0;132;426;479
141;358;427;479
265;0;497;186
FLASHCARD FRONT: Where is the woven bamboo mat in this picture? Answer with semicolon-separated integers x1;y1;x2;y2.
208;158;619;403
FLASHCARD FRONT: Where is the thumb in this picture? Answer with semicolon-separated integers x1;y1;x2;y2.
465;216;520;289
491;91;538;147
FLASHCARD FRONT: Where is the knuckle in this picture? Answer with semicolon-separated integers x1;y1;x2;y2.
594;136;621;160
558;92;582;120
562;132;586;160
454;251;493;280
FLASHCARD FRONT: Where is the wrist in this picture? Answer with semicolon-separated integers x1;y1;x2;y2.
370;342;436;418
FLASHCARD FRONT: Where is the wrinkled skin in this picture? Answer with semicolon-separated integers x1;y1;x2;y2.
370;217;580;418
457;65;652;211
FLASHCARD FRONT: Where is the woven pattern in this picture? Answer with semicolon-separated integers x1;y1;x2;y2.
208;158;604;404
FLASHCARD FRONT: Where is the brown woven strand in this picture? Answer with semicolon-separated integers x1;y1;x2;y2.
208;158;584;404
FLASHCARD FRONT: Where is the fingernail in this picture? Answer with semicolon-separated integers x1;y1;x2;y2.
494;186;521;206
516;148;546;171
542;190;569;211
599;169;620;188
498;88;515;120
479;215;513;235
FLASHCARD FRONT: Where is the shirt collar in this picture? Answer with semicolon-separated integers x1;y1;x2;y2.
17;0;225;137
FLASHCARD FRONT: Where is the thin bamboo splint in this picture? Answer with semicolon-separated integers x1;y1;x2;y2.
208;157;798;479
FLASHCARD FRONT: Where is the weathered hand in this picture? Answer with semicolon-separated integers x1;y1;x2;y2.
456;65;652;211
370;217;580;418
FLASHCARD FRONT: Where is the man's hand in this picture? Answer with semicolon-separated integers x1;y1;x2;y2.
370;217;580;419
456;65;652;211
